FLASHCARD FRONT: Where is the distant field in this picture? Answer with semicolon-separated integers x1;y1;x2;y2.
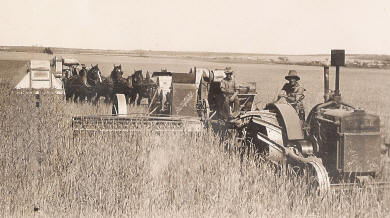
2;45;390;68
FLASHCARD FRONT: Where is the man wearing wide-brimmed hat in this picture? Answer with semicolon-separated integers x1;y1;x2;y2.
278;70;306;121
220;67;240;120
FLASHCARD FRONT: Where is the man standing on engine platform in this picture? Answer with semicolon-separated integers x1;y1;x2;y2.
278;70;306;121
220;67;240;120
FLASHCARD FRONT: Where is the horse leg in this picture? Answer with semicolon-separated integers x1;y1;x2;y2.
87;88;95;104
128;96;133;105
78;93;84;103
129;92;136;105
137;93;142;105
94;93;100;105
78;90;85;103
73;93;78;103
83;92;89;103
107;88;114;104
66;88;73;102
80;95;86;103
87;89;95;103
66;92;70;102
103;94;110;104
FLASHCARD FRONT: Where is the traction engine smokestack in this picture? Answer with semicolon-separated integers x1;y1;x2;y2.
331;49;345;102
335;66;340;95
323;66;329;102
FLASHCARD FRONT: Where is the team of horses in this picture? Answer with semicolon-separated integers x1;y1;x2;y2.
63;64;155;105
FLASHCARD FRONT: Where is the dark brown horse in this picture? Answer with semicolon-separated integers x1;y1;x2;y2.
128;70;156;105
87;64;114;104
110;65;130;101
64;65;99;103
89;64;131;104
110;64;123;82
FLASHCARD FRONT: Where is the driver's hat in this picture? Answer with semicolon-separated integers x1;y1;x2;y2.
225;67;233;74
285;70;300;80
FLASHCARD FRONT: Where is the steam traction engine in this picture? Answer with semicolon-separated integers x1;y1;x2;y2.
237;50;387;192
306;50;383;187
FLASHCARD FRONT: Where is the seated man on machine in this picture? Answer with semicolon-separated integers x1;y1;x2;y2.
278;70;306;121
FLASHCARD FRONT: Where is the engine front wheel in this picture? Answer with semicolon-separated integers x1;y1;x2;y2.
305;159;330;194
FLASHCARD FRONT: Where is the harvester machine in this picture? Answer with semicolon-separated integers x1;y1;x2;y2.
72;92;204;139
236;50;389;192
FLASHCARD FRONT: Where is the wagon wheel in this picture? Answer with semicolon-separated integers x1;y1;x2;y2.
305;159;330;194
201;99;210;120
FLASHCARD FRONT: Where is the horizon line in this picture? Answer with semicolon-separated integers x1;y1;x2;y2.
1;45;390;56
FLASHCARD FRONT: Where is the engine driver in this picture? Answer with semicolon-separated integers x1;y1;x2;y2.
278;70;306;121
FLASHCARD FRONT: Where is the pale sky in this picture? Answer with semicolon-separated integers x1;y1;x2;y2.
1;0;389;54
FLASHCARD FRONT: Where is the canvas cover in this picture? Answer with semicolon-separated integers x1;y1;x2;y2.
15;72;63;91
31;70;50;80
15;60;64;93
30;60;50;71
157;76;172;94
171;83;198;117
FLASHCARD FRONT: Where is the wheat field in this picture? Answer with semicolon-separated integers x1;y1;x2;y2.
0;55;389;217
